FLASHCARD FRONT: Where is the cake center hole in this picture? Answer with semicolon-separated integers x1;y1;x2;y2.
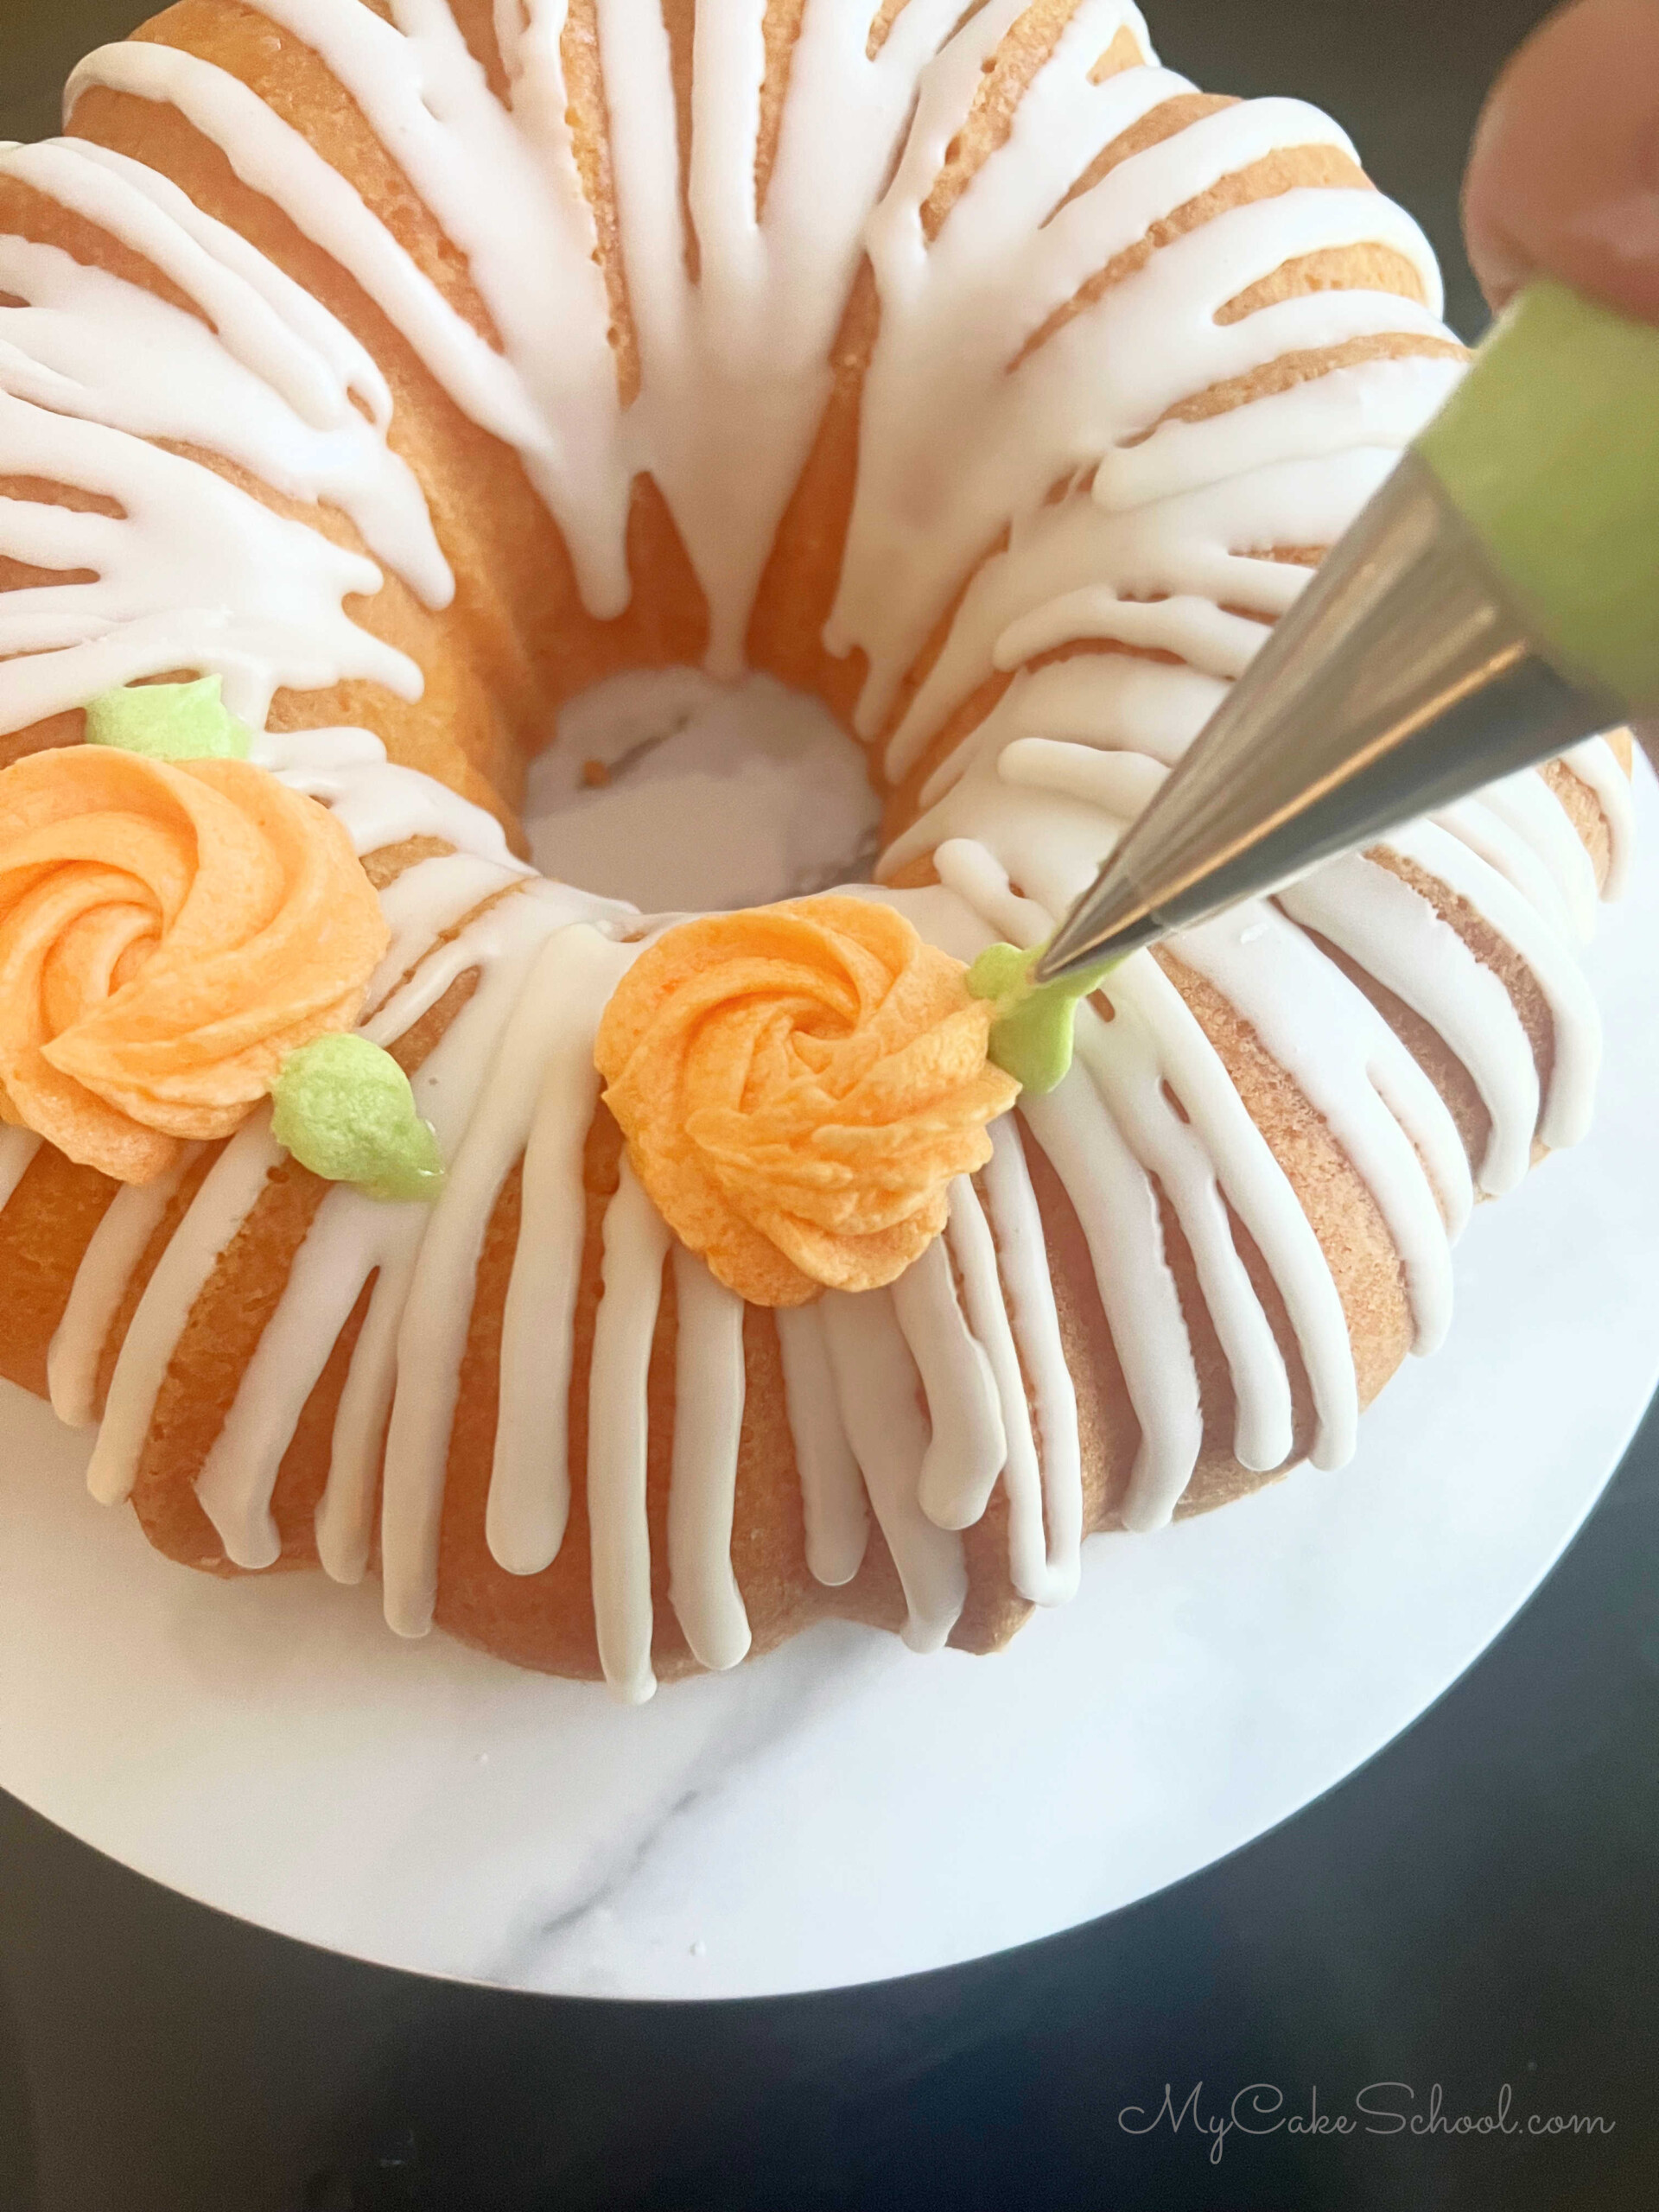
524;668;881;913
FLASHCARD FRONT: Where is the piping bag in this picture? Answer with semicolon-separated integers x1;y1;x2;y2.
1027;280;1659;1009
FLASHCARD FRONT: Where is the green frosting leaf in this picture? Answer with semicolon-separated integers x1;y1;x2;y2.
85;676;252;762
270;1033;445;1204
966;942;1116;1095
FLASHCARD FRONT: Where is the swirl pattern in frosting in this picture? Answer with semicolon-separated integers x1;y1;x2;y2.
0;747;389;1183
595;895;1020;1306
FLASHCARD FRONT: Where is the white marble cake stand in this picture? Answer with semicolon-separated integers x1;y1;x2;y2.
2;741;1656;2002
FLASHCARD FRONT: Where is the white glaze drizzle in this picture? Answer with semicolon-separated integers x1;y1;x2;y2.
0;138;452;607
942;1166;1061;1604
885;450;1403;793
63;41;562;495
819;1287;969;1654
1074;969;1305;1478
587;1157;671;1703
927;839;1206;1526
773;1301;870;1589
592;0;1054;666
85;1115;283;1510
47;1147;199;1430
978;1115;1083;1606
666;1246;751;1674
1433;792;1583;949
255;724;529;872
924;822;1480;1521
1022;1041;1202;1531
57;0;1144;654
1172;905;1471;1364
0;1127;41;1214
1383;822;1602;1152
891;1224;1007;1533
487;924;639;1577
197;889;571;1575
0;384;421;733
207;0;632;613
1562;736;1637;902
195;1178;407;1571
375;893;605;1633
1277;855;1542;1198
833;46;1450;729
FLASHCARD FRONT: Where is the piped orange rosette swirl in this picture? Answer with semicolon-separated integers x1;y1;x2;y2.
0;747;389;1184
595;895;1021;1307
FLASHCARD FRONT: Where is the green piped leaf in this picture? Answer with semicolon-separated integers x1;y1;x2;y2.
271;1033;445;1204
967;941;1116;1095
85;676;252;762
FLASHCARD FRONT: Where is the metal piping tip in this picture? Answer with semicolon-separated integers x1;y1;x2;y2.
1034;861;1165;981
1031;448;1617;989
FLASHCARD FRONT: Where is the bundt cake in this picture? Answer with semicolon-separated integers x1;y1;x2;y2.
0;0;1635;1700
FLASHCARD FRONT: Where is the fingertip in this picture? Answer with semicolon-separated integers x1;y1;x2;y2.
1465;0;1659;322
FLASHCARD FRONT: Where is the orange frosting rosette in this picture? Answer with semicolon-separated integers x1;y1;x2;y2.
0;747;389;1184
594;895;1021;1306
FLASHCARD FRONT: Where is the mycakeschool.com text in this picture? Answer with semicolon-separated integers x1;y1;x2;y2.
1116;2082;1615;2164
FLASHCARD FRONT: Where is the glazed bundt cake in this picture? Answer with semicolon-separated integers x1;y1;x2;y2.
0;0;1634;1700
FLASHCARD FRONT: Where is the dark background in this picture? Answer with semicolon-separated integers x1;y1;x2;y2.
4;2;1656;2206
